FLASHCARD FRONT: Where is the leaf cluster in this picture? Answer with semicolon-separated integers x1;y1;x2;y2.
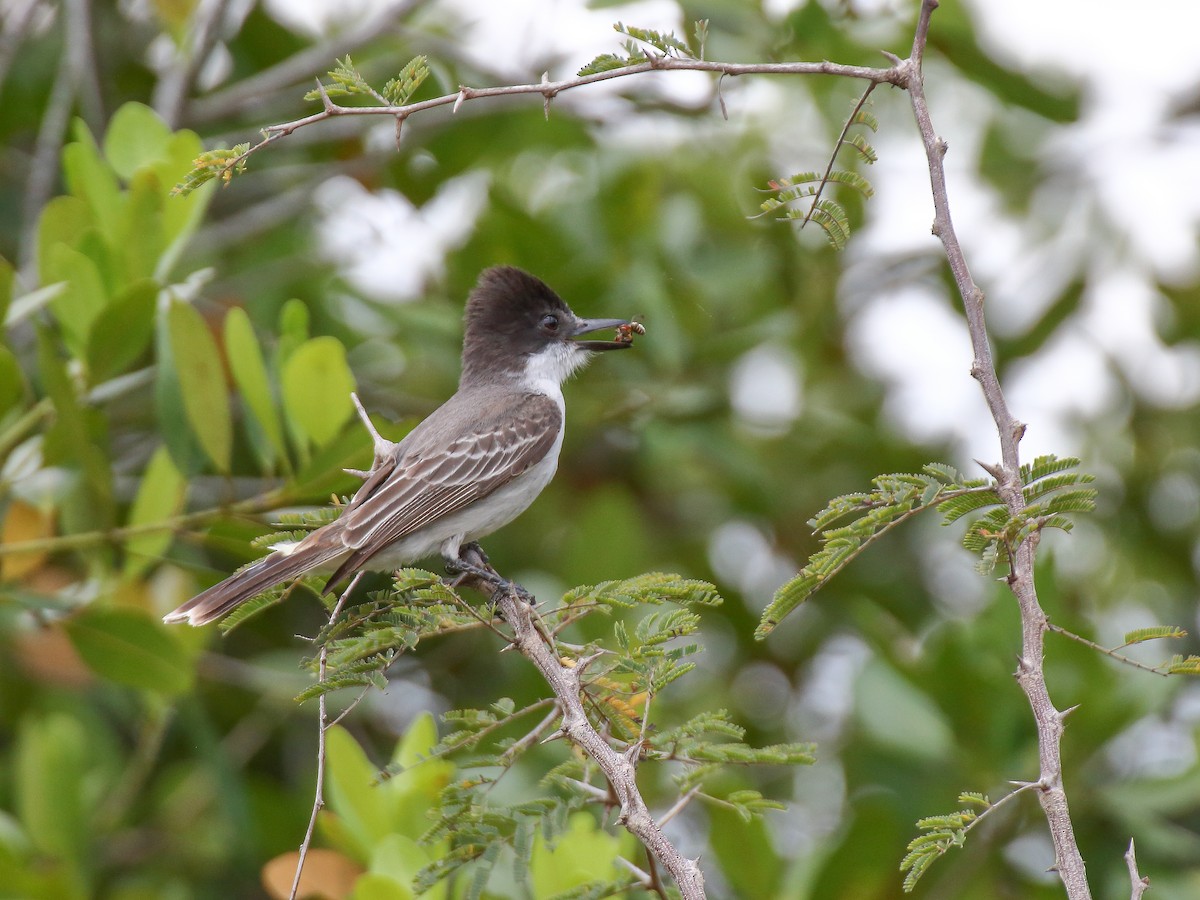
302;54;430;107
758;456;1097;637
578;20;708;75
315;573;815;894
900;792;992;891
758;103;878;249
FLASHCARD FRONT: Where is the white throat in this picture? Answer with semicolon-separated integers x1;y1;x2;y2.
521;342;590;406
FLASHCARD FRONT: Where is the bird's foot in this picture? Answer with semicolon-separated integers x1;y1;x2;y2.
445;546;533;604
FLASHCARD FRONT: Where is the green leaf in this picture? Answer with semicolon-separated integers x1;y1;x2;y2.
381;56;430;106
16;713;88;867
281;336;356;448
36;196;92;288
103;101;172;181
123;445;188;579
46;244;108;358
116;168;166;283
166;296;232;473
0;254;12;326
64;606;193;694
85;278;158;383
0;344;24;419
1122;626;1187;646
529;813;623;897
154;302;208;475
36;328;115;531
62;122;123;236
577;54;634;76
324;725;391;861
224;307;288;471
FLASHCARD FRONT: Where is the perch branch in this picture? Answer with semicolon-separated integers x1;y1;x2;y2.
456;548;705;900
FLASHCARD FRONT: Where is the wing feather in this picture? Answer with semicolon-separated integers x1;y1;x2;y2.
337;394;562;555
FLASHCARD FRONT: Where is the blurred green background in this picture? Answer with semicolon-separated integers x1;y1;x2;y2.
2;0;1200;897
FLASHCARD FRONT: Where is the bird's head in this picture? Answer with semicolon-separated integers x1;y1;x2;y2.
461;266;634;387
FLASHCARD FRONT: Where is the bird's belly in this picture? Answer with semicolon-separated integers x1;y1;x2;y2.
368;448;561;568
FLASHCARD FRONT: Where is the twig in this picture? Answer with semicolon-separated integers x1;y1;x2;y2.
457;551;705;900
289;572;363;900
1046;623;1170;677
1125;839;1150;900
800;81;877;231
0;489;287;557
152;0;232;128
199;56;903;184
900;1;1090;896
186;0;424;124
19;0;88;276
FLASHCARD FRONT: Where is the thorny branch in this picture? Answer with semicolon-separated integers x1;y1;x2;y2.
198;56;904;183
456;550;704;900
899;0;1090;896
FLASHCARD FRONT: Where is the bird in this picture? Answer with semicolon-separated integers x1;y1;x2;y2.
163;266;637;626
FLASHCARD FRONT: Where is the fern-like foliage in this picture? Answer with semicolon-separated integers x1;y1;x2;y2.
757;464;991;637
1120;625;1188;646
303;54;429;106
171;143;250;196
578;20;706;75
759;97;879;249
900;792;992;892
318;571;815;895
757;455;1097;636
963;455;1096;574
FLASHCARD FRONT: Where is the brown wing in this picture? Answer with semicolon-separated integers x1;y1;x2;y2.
323;393;562;582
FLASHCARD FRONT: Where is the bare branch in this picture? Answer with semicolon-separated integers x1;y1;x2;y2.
290;572;363;900
902;1;1090;896
1047;623;1171;677
1125;840;1150;900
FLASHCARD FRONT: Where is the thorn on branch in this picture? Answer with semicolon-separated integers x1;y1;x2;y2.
717;73;729;120
880;50;903;66
1125;839;1150;899
394;115;404;149
315;77;336;113
453;87;467;114
974;459;1004;481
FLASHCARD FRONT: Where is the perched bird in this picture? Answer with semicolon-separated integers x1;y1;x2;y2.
164;266;636;626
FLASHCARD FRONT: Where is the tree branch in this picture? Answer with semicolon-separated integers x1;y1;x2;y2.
1125;839;1150;900
192;56;903;186
290;572;362;900
900;1;1089;896
456;550;705;900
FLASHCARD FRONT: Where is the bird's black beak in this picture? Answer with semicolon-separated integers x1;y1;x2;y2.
571;317;634;351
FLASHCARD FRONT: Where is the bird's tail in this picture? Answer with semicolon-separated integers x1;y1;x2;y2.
163;542;342;626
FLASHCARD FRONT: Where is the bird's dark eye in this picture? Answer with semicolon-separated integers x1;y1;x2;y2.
541;314;559;332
